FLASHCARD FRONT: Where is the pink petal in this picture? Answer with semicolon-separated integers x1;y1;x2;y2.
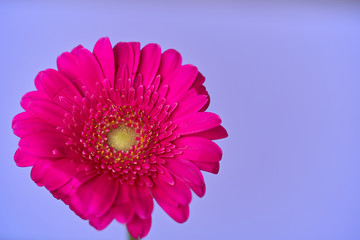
56;51;83;90
51;182;74;205
56;49;87;92
152;176;192;206
195;85;210;111
77;48;105;94
175;136;222;162
112;202;134;224
34;69;82;104
156;164;175;185
31;158;77;191
27;100;68;127
14;149;38;167
114;183;131;204
151;177;191;223
19;131;69;158
110;180;134;224
162;65;198;103
165;158;206;197
89;211;114;230
191;125;228;140
191;161;220;174
71;45;85;55
113;42;140;81
13;115;55;138
127;215;151;239
150;184;178;208
169;93;208;120
51;170;97;205
137;43;161;88
72;169;99;189
30;159;49;187
70;174;119;218
12;112;31;128
114;64;129;91
42;158;77;191
43;159;77;191
173;112;221;135
157;49;182;78
93;37;115;86
129;185;153;219
20;91;49;110
159;203;190;223
192;71;205;87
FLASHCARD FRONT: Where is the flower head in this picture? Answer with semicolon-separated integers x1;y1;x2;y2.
12;37;227;238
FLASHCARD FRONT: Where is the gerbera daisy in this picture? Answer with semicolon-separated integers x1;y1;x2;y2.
12;37;227;239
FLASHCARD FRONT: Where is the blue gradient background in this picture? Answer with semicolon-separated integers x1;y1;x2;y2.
1;1;360;239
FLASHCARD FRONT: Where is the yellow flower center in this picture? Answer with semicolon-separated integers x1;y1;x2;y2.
106;125;137;152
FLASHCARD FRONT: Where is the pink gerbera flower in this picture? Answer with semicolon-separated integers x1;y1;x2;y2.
12;37;227;239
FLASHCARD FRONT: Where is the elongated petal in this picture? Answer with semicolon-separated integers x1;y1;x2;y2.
196;85;210;111
156;165;175;185
13;116;55;138
165;158;205;197
169;93;208;120
19;131;69;158
31;158;77;191
27;100;67;127
151;177;191;223
35;69;82;103
71;174;119;218
129;185;153;219
159;203;189;223
115;183;131;204
127;215;151;239
173;112;221;135
191;125;228;140
56;52;79;80
151;184;178;208
157;49;182;78
77;48;105;94
162;65;198;103
43;159;77;191
152;176;191;206
30;159;49;186
93;37;115;85
89;212;114;230
51;170;98;205
14;149;38;167
20;91;49;110
50;178;76;203
192;161;220;174
175;136;222;162
114;64;129;91
112;202;134;224
12;112;31;128
192;71;205;87
114;42;140;81
138;44;161;88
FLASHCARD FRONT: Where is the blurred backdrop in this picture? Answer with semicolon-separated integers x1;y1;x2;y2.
1;1;360;239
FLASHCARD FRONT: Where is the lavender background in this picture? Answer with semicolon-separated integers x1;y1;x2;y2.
1;1;360;239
